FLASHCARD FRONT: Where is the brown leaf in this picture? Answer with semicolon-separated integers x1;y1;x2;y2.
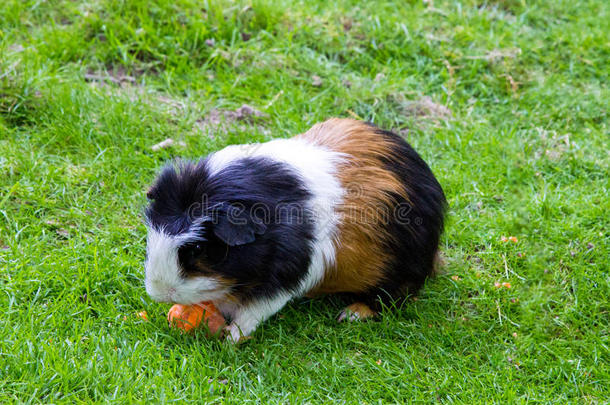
466;48;521;63
195;104;267;135
403;97;452;121
341;18;353;32
45;219;60;228
84;66;136;86
56;228;70;238
234;104;265;119
151;138;174;151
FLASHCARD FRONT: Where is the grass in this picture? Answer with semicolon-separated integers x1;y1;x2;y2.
0;0;608;402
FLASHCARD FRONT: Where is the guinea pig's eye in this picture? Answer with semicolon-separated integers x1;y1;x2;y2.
179;242;207;262
190;243;205;257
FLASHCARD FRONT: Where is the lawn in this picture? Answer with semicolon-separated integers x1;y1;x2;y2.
0;0;608;402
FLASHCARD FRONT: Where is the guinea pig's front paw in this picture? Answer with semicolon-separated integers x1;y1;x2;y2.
223;323;252;344
337;302;377;322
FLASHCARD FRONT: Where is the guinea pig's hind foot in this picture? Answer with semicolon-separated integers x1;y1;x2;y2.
337;302;377;322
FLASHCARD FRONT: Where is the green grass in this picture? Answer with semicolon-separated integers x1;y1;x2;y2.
1;0;608;402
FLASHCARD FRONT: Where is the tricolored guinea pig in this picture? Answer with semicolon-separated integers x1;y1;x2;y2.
144;118;446;342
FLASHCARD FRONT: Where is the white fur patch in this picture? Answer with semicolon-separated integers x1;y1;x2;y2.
144;227;229;305
205;137;345;295
223;292;293;342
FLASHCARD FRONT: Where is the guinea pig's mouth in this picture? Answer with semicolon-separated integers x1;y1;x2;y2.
196;287;227;295
145;278;230;305
173;286;231;306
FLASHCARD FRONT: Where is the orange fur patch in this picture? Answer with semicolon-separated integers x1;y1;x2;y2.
299;118;409;295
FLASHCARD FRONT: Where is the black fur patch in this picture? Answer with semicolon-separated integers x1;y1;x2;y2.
146;157;315;302
362;125;446;308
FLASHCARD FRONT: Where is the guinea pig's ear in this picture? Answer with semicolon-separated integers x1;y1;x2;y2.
213;204;266;246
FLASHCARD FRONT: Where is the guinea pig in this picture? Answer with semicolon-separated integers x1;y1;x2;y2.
144;118;446;342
